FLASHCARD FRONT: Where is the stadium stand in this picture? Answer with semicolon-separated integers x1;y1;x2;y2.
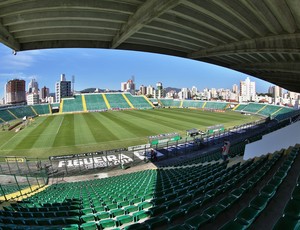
8;106;36;119
125;94;153;109
233;102;294;118
0;184;30;197
1;145;299;230
62;96;84;113
31;104;51;115
0;109;16;122
204;101;228;110
273;107;296;120
122;93;134;108
0;92;299;229
233;104;248;111
257;105;283;117
105;93;131;109
182;100;205;108
84;94;108;111
160;99;181;107
239;103;266;113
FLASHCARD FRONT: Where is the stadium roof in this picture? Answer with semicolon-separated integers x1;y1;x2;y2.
1;0;300;93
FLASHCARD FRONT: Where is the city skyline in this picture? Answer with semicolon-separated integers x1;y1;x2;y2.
0;43;272;98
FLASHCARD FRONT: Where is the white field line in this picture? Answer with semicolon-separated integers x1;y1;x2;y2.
56;116;64;134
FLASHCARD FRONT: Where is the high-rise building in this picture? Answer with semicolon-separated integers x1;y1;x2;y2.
155;82;165;99
240;77;256;102
5;79;26;104
156;82;163;90
232;84;238;94
55;74;72;102
121;82;127;92
268;86;274;95
121;78;136;94
178;88;191;99
211;88;217;99
191;86;198;96
146;85;154;96
273;86;283;98
139;85;147;95
28;78;39;94
27;93;39;105
40;86;50;102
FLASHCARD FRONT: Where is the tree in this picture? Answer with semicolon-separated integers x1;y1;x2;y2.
146;94;153;98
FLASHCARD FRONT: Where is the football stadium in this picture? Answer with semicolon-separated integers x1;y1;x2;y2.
1;1;300;230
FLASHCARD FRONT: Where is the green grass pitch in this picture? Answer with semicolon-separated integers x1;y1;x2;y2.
0;108;260;158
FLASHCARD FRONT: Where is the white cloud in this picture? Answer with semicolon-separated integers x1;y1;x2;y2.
0;44;44;71
0;73;40;83
0;72;26;79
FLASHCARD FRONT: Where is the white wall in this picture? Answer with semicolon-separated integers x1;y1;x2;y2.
244;121;300;160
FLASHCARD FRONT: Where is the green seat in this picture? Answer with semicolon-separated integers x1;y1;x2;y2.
249;195;270;210
248;175;260;184
167;225;187;230
219;219;248;230
80;221;97;230
144;216;168;229
149;205;167;216
123;223;149;230
268;178;283;188
98;219;116;229
80;213;95;222
81;208;94;215
12;217;25;225
203;205;225;219
130;197;142;205
260;184;277;198
274;171;287;180
56;211;68;217
93;206;105;213
36;218;51;225
236;207;261;226
284;199;300;219
62;224;79;230
124;205;138;214
132;210;151;222
65;217;81;225
94;211;110;220
151;197;166;206
110;208;124;217
138;201;152;210
180;194;193;204
23;218;37;225
231;188;244;198
181;201;201;215
292;186;300;200
184;214;210;229
68;210;81;217
116;215;133;226
106;203;118;211
164;209;185;223
273;215;300;230
118;201;130;208
218;195;238;209
165;199;181;210
51;218;67;225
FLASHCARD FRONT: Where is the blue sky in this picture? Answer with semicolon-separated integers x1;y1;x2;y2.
0;43;271;98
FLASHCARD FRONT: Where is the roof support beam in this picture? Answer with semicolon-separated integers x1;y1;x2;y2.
0;19;20;50
111;0;181;48
188;33;300;59
231;62;300;74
